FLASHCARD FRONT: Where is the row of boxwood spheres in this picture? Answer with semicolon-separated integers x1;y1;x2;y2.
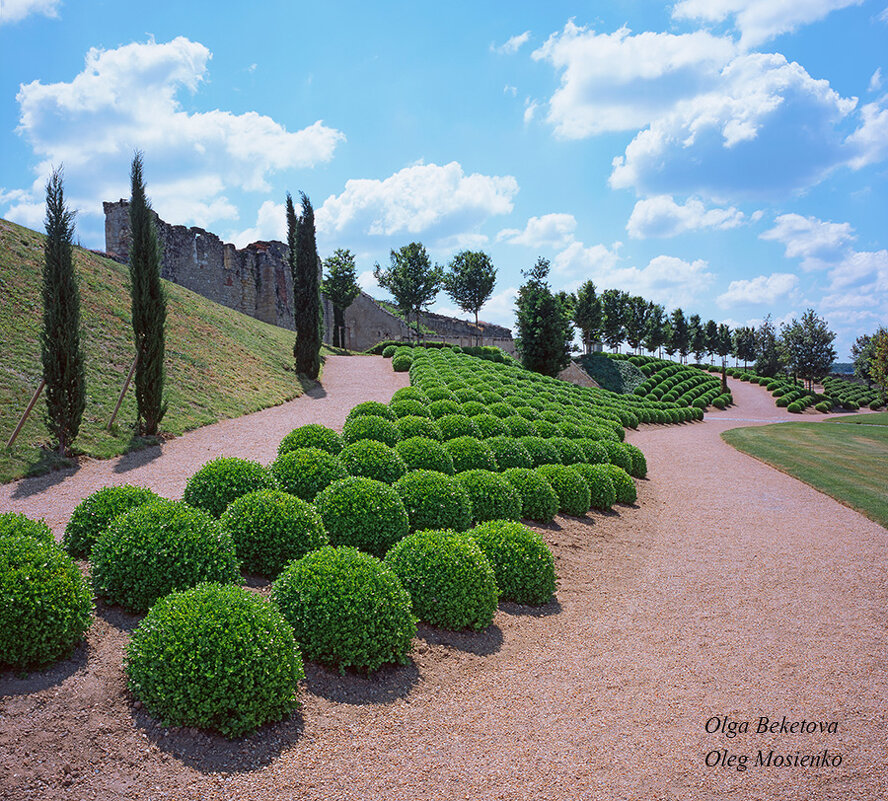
621;355;730;410
725;368;823;412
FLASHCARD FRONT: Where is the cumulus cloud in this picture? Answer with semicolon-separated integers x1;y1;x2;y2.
760;213;856;268
845;97;888;168
626;195;745;238
0;0;60;25
523;99;539;124
231;200;286;247
5;37;344;238
869;68;883;92
314;161;518;250
492;31;531;55
498;213;577;249
672;0;864;49
717;272;799;306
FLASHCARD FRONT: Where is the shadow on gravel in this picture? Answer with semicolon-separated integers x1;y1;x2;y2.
303;658;420;705
113;439;163;474
11;461;79;498
499;597;562;618
134;707;305;774
417;622;503;656
0;640;89;697
95;599;143;633
305;381;327;399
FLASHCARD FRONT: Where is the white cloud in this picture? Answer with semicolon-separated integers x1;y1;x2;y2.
717;272;799;306
492;32;531;55
672;0;864;49
626;195;745;238
358;269;382;294
869;68;883;92
5;37;344;237
315;161;518;249
480;286;519;328
760;213;856;268
552;240;622;278
845;97;888;168
232;200;286;247
504;84;518;97
532;23;736;138
498;213;577;249
523;99;539;124
0;0;60;25
827;249;888;290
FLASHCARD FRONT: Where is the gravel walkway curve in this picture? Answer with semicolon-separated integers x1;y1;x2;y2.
1;371;886;801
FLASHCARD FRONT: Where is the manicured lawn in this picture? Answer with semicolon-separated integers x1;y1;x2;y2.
722;421;888;528
826;411;888;426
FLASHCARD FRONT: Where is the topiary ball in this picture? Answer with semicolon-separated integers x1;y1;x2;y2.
382;345;397;358
347;400;397;422
395;415;443;441
600;441;633;473
183;457;274;518
278;424;343;457
394;470;473;532
62;485;160;558
502;415;536;437
0;536;93;669
501;468;560;524
390;399;430;419
384;529;498;630
91;499;240;613
0;512;53;545
392;354;413;372
534;465;591;517
444;436;498;473
569;463;617;511
437;414;481;441
342;414;401;447
126;583;302;738
598;464;637;504
271;447;348;501
519;436;561;468
271;546;416;673
621;443;648;479
549;437;586;465
338;439;407;484
314;477;409;557
395;436;455;474
485;436;533;471
219;489;328;578
391;386;430;405
428;399;462;419
470;414;506;439
454;470;522;524
468;521;556;606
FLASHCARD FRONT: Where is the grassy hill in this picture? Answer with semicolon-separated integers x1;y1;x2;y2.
0;218;323;483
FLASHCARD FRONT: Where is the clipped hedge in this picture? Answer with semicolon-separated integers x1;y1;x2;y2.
437;414;481;441
63;485;160;558
395;436;455;475
278;424;343;457
535;464;591;517
597;464;637;504
455;470;522;524
183;457;274;518
519;436;561;468
570;463;617;511
338;439;408;484
0;512;53;545
444;436;498;473
346;400;396;422
485;436;533;470
342;414;401;447
394;470;473;532
271;447;348;501
502;468;560;524
395;414;443;441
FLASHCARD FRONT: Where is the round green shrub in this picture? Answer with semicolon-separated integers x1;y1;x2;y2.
385;530;498;630
0;536;93;668
534;465;591;517
569;464;617;511
382;345;397;358
455;470;521;524
471;413;506;438
531;420;558;438
91;499;240;613
392;353;413;371
271;546;415;673
501;468;559;523
395;436;455;474
444;436;498;473
219;489;327;578
338;439;407;484
487;402;513;419
271;447;348;501
424;386;456;402
460;401;487;418
601;441;633;473
428;399;462;419
598;464;637;504
712;396;727;410
518;436;561;468
577;439;609;464
485;436;533;470
468;521;556;606
0;512;53;545
342;414;401;447
787;401;804;413
63;485;160;558
549;437;586;465
390;399;430;419
278;423;343;457
869;399;883;411
314;477;409;557
503;415;536;437
183;457;274;518
437;414;481;441
394;470;473;532
843;400;860;411
347;401;397;422
396;415;442;441
620;443;648;479
815;401;832;413
126;583;302;738
391;386;430;404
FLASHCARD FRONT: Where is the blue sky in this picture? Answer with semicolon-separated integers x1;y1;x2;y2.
1;0;886;358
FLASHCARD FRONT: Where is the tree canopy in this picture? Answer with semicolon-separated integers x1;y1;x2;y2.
780;309;836;390
514;257;573;377
374;242;442;340
322;248;361;349
444;250;496;342
573;280;602;354
289;191;322;378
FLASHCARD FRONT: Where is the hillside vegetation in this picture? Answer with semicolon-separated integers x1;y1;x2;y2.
0;218;317;483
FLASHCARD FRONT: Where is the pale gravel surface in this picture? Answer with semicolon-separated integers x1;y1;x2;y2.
1;367;886;801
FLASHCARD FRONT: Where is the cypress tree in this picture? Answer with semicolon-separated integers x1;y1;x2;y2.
41;167;86;456
289;192;322;378
128;152;167;435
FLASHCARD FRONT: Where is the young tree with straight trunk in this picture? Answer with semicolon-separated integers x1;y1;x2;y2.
514;257;573;377
870;328;888;404
444;250;496;346
670;307;690;363
128;153;167;436
322;248;360;350
573;280;602;354
851;333;875;387
689;314;706;362
644;304;666;357
373;242;442;341
600;289;626;352
288;192;322;378
754;314;782;377
704;319;719;363
625;295;650;354
41;167;86;456
733;326;757;369
779;309;837;391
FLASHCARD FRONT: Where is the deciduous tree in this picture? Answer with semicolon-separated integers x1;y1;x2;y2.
754;314;782;377
670;308;689;363
374;242;442;341
601;289;627;352
322;248;360;350
444;250;496;345
573;280;602;354
780;309;836;391
514;258;573;376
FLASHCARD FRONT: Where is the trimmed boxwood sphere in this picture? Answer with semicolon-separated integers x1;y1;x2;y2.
220;489;328;578
271;546;416;673
519;436;561;468
0;512;53;545
599;464;637;504
391;386;430;405
63;485;160;558
338;439;407;484
392;353;413;372
437;414;481;441
535;465;591;517
183;457;274;518
394;470;473;532
577;439;609;464
395;436;455;474
126;583;302;738
396;414;442;441
470;413;506;439
346;400;396;422
621;443;648;479
468;521;556;606
455;470;522;524
570;463;617;511
502;468;559;524
485;435;533;470
428;399;462;419
91;499;240;613
549;437;586;465
390;399;430;419
503;415;536;437
600;441;633;473
0;536;93;668
278;423;343;457
342;414;401;447
271;447;348;501
385;529;498;630
444;436;498;473
314;477;409;557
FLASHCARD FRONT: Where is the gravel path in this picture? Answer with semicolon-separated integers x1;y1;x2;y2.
1;370;886;801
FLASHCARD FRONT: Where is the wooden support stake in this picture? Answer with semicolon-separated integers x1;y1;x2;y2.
107;353;139;431
7;378;45;449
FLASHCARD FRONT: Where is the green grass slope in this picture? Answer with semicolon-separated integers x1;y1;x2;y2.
574;353;645;394
1;218;316;483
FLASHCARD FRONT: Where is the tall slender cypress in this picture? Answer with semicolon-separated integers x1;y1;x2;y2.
289;191;322;379
41;167;86;456
128;152;167;435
